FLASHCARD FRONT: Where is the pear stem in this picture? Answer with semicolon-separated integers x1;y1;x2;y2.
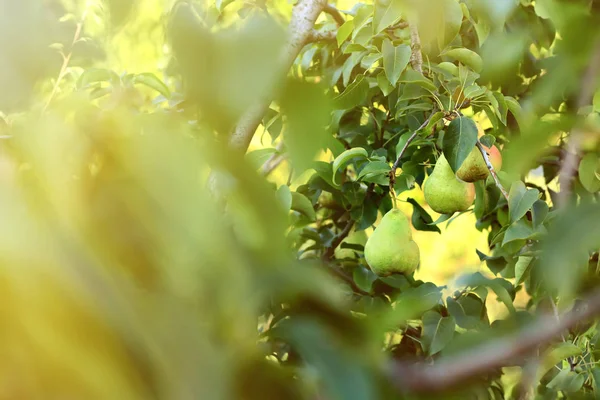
476;141;509;201
390;112;435;187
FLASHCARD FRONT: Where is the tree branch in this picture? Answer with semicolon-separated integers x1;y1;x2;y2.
388;286;600;394
261;141;286;177
307;29;337;43
557;41;600;208
409;21;423;74
476;141;509;201
227;0;328;154
389;112;434;186
323;4;345;26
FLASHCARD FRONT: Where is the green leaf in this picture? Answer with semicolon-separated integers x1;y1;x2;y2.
276;185;292;211
382;283;442;327
579;153;600;193
508;181;540;223
479;134;496;148
538;342;582;380
399;69;437;91
406;198;441;233
422;311;456;355
492;92;507;125
246;148;277;169
333;75;369;110
351;5;374;40
357;161;391;185
547;370;585;393
514;256;533;286
133;73;171;98
337;20;354;47
291;192;316;221
373;0;404;34
281;80;332;172
376;72;394;96
531;200;549;228
361;52;382;69
442;117;479;172
353;265;377;292
332;148;369;186
446;294;486;329
382;40;411;86
457;273;515;313
77;68;120;89
442;48;483;73
503;219;545;246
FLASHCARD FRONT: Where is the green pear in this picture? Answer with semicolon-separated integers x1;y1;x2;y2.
364;209;420;276
423;154;475;214
456;144;502;182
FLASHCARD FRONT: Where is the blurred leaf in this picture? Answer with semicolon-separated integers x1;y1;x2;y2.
277;185;292;211
422;311;456;355
282;80;332;172
531;200;549;228
373;0;404;34
547;369;585;393
579;153;600;193
457;273;515;313
276;318;375;400
246;148;277;169
77;68;120;89
442;117;479;172
104;0;137;28
442;48;483;73
447;294;486;330
414;0;463;51
133;73;171;98
538;342;582;381
291;192;316;221
382;40;411;86
353;265;377;293
333;75;369;110
508;181;540;223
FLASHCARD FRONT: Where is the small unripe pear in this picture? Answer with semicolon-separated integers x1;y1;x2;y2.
423;154;475;214
364;209;420;276
456;144;502;182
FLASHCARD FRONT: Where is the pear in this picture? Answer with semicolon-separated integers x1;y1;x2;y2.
423;154;475;214
364;209;419;276
456;144;502;182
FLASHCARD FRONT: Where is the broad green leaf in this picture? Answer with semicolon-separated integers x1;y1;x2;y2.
353;265;377;292
503;219;545;246
457;273;515;313
281;80;332;172
342;51;366;86
246;148;277;169
426;111;446;131
479;134;496;148
531;200;549;228
133;73;171;98
376;72;394;96
373;0;404;34
422;311;456;355
437;61;459;76
492;92;508;125
428;213;453;226
382;283;442;327
505;96;525;129
399;69;437;91
77;68;120;89
578;153;600;193
276;185;292;211
538;342;582;380
508;181;540;223
290;192;316;221
332;148;369;185
382;40;411;86
351;5;374;40
333;75;369;110
337;20;354;47
442;48;483;73
547;370;585;393
442;116;479;172
406;198;441;233
514;256;533;286
447;294;486;329
361;52;382;69
357;161;391;184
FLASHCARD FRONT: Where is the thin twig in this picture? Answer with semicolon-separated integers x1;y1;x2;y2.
261;142;285;176
43;10;88;113
389;113;435;186
557;41;600;208
476;141;509;201
323;4;345;26
409;21;423;74
388;286;600;394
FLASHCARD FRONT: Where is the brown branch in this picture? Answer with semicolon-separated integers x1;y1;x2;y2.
307;29;337;42
557;41;600;208
409;21;423;74
388;286;600;394
261;142;286;176
390;112;435;186
476;141;509;201
323;4;345;26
